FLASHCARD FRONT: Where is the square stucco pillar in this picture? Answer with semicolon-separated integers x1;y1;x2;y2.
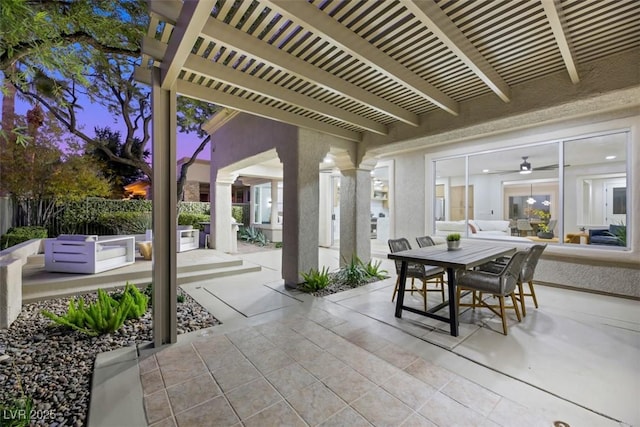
339;168;373;264
277;141;329;288
151;67;177;346
213;172;237;253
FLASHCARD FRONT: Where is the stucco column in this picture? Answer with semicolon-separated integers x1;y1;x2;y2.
213;171;237;253
277;140;329;288
151;67;177;346
270;180;279;225
338;167;374;265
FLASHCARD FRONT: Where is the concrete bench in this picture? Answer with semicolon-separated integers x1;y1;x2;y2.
44;235;135;274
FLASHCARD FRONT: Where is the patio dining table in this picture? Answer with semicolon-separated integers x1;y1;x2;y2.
388;240;517;336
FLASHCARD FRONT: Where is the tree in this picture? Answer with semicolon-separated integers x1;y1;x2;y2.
0;0;146;144
1;1;220;199
0;108;110;226
87;127;149;198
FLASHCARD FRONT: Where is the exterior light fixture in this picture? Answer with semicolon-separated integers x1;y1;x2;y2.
520;156;532;174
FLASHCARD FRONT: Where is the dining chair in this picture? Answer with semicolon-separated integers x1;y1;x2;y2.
516;219;534;236
456;250;529;335
416;235;446;300
415;235;435;248
479;244;546;316
388;238;445;311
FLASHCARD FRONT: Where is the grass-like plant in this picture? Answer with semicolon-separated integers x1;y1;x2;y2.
446;233;461;241
299;266;332;292
0;360;33;427
42;283;148;336
337;255;369;287
362;259;387;279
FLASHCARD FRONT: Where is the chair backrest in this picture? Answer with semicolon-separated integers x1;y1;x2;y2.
499;250;529;295
388;238;412;274
547;219;557;232
415;236;435;248
520;244;546;282
516;219;532;231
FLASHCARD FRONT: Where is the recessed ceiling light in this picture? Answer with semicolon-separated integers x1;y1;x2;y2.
605;155;616;160
482;169;489;173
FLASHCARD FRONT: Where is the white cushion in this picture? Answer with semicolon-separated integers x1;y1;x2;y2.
57;234;98;241
96;246;127;261
474;220;510;232
435;221;468;232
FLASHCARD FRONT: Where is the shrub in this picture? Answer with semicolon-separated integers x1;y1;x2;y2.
97;211;152;234
231;206;244;224
178;201;210;215
239;226;268;246
336;255;368;287
362;259;387;280
0;226;48;249
335;255;387;288
42;283;148;336
300;266;332;292
178;213;210;231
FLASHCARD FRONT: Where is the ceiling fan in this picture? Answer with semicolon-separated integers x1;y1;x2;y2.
486;156;569;175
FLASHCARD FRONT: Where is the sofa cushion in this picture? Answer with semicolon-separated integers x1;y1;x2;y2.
474;220;510;232
57;234;98;242
96;246;127;261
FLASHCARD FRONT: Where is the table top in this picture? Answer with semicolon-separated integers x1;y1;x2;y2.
388;240;517;270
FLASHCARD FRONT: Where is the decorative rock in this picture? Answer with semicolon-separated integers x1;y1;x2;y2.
0;288;220;425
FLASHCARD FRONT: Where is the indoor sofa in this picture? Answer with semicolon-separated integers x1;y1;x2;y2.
589;225;625;246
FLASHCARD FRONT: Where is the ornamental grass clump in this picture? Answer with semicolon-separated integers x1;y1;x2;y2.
300;266;332;292
42;283;148;336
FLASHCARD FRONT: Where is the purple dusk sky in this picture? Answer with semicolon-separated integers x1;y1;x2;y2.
12;96;211;162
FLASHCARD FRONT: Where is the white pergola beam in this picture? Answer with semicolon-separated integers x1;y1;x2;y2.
178;80;362;142
149;2;419;127
402;0;512;102
200;19;419;127
541;0;580;84
266;0;459;116
144;36;387;135
159;0;215;90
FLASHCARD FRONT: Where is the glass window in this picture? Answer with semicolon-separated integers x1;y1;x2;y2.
433;131;629;249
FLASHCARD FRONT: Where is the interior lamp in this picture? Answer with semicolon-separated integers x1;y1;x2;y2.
520;156;532;174
526;185;536;205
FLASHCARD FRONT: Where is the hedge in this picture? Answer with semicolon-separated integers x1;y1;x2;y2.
1;226;48;249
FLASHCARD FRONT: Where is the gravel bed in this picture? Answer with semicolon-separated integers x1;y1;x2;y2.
0;288;220;426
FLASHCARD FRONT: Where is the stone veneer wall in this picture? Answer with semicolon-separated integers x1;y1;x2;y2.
182;181;200;202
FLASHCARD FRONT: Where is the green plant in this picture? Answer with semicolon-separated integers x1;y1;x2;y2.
239;226;269;246
98;211;152;234
362;259;388;280
0;361;33;427
0;226;48;249
177;294;186;303
446;233;461;242
299;266;332;292
231;206;244;224
178;213;210;231
337;255;369;287
41;284;148;336
613;222;627;246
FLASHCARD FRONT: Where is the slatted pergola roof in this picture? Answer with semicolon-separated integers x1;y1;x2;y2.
140;0;640;143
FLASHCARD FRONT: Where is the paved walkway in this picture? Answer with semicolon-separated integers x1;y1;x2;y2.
89;246;638;427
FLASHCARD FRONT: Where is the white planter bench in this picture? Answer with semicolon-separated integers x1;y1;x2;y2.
44;235;135;274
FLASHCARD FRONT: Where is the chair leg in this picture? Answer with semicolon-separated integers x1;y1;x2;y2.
499;296;508;335
528;280;539;308
518;281;526;317
391;276;399;302
420;279;428;312
511;292;522;322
